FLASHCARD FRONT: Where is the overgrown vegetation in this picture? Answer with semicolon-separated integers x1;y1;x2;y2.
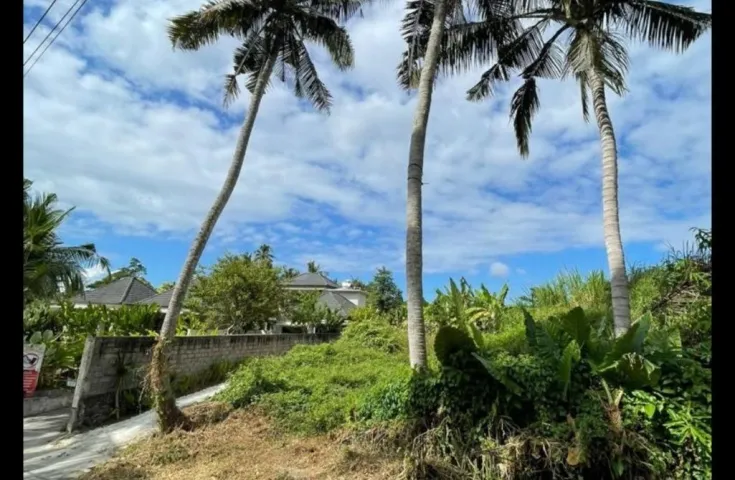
23;303;165;389
210;228;710;479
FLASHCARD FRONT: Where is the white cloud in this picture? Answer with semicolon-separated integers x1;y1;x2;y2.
490;262;510;278
516;268;527;275
22;0;712;274
83;265;113;283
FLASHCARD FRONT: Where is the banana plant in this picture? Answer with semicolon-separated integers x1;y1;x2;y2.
523;307;662;399
430;278;473;328
466;283;509;332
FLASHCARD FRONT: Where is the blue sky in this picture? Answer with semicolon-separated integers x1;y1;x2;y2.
23;0;711;301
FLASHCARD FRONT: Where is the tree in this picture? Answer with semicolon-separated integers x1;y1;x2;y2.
186;253;286;333
306;260;324;275
87;257;152;289
254;244;274;266
396;0;520;368
367;267;404;314
288;291;344;333
278;266;300;280
348;277;368;290
461;0;710;336
157;281;176;293
23;179;110;303
151;0;359;431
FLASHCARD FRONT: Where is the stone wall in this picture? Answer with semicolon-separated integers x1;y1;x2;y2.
24;388;74;417
68;333;336;430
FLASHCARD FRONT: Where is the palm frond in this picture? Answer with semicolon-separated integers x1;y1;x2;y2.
464;19;547;101
225;32;269;105
566;27;629;95
519;25;568;79
291;36;333;112
397;0;436;90
168;0;264;50
309;0;366;23
293;13;354;70
223;74;241;108
466;62;510;101
576;71;590;123
509;77;540;158
441;17;523;77
23;186;109;301
621;0;711;53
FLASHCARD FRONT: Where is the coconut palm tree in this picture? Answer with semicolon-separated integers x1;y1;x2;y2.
397;0;521;368
152;0;358;432
23;179;110;303
306;260;325;274
254;243;274;265
461;0;710;336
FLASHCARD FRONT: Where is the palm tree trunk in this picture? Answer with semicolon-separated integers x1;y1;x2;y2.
405;0;448;369
588;69;631;338
149;52;277;433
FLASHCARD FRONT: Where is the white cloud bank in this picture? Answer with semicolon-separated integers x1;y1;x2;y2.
23;0;711;273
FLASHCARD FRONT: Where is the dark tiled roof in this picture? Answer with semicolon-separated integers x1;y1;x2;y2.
72;277;157;305
318;291;356;316
135;278;199;308
137;289;173;307
287;272;338;289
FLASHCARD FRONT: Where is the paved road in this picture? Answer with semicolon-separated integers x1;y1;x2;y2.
23;383;226;480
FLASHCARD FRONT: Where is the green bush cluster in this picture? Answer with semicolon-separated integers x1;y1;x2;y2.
215;325;412;434
215;234;711;479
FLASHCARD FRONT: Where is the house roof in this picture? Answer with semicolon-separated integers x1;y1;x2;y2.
137;289;173;307
71;277;157;305
135;278;199;308
318;291;357;316
286;272;339;289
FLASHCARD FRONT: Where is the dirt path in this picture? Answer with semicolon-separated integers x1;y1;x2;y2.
81;409;402;480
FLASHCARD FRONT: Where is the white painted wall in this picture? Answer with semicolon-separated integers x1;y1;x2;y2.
335;289;366;307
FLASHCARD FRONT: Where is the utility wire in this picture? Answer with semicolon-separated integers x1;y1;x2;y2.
24;0;90;78
23;0;82;67
23;0;60;44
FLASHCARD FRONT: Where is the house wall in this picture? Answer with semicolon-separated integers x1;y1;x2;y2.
68;333;336;429
335;290;367;307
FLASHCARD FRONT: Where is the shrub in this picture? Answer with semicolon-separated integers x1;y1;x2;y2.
340;317;407;354
215;327;411;435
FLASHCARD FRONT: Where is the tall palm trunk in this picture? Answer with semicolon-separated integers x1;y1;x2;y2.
588;69;631;338
405;0;448;369
150;53;277;433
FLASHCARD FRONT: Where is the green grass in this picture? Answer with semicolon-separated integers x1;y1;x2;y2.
215;320;412;434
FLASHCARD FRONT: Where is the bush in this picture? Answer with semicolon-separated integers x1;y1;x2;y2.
216;323;411;434
213;239;712;479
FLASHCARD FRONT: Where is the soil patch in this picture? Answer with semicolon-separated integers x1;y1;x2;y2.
80;403;401;480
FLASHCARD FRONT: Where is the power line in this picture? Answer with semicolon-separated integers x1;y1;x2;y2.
23;0;83;67
23;0;90;78
24;0;61;44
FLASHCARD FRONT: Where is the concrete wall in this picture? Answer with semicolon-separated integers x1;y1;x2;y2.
24;389;74;417
68;333;336;430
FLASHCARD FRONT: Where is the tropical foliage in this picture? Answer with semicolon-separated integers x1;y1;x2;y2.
186;253;287;333
366;266;404;314
23;179;110;303
216;229;711;478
